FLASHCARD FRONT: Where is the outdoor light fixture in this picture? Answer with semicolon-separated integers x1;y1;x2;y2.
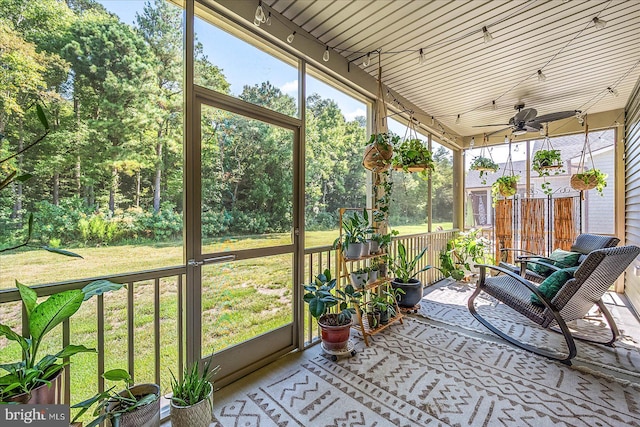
254;1;266;24
286;32;295;43
363;53;370;67
323;46;330;62
607;86;619;97
537;69;547;82
482;26;493;44
592;17;607;29
455;114;461;124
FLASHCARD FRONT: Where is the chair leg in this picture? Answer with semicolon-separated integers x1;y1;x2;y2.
566;300;619;347
467;285;577;365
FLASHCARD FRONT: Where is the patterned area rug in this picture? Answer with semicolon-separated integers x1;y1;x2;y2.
212;317;640;427
418;280;640;379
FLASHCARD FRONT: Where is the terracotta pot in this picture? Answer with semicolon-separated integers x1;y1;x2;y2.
391;278;423;307
107;384;160;427
7;370;63;404
170;383;214;427
318;317;352;351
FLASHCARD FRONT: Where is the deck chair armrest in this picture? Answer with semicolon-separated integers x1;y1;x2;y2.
474;263;560;311
499;248;539;256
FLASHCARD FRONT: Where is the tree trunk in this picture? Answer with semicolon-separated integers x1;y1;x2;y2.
136;169;141;208
53;172;59;206
109;166;118;213
154;142;162;212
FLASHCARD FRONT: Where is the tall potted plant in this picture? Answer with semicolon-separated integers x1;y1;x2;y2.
438;229;493;281
0;280;123;404
169;360;220;427
303;269;361;351
389;242;431;308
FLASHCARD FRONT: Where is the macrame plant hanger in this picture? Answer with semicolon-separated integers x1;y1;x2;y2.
570;114;598;195
371;56;391;235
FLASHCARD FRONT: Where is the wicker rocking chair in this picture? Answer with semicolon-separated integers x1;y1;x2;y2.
468;245;640;364
499;233;620;283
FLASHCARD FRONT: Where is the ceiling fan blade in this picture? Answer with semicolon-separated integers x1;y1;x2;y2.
514;108;537;123
472;123;510;127
532;110;577;123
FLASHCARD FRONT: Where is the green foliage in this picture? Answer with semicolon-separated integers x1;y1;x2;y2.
438;229;493;279
388;242;431;283
491;175;520;205
333;210;372;250
302;269;361;325
532;149;564;176
574;168;608;196
170;360;219;407
0;280;123;402
71;368;158;427
391;138;434;180
470;156;499;184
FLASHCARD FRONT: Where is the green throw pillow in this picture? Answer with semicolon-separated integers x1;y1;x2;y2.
529;249;581;276
530;267;579;306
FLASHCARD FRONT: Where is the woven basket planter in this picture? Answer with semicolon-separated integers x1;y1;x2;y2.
107;384;160;427
570;174;597;191
170;383;214;427
363;142;393;171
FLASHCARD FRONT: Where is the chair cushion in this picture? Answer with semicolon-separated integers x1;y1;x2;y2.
531;267;579;306
529;249;581;276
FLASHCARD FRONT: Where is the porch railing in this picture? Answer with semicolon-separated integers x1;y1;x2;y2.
0;228;460;415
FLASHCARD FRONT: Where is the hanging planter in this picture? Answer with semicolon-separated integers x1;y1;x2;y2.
570;119;607;196
363;133;395;171
469;135;499;184
491;137;519;205
532;126;565;196
391;118;434;179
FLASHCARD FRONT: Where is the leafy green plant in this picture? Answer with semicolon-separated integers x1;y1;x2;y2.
438;229;493;280
532;149;564;196
170;360;220;407
303;269;361;326
333;210;373;250
573;168;608;196
470;156;499;184
363;133;396;171
388;242;431;283
71;369;158;427
0;280;124;402
391;138;434;180
491;175;520;205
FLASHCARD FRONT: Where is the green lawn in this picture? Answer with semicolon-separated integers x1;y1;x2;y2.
0;222;452;419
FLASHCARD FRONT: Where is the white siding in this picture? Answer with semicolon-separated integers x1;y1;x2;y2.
625;77;640;315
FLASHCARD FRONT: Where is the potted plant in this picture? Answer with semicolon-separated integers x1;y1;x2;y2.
491;174;520;205
303;269;361;351
350;267;368;288
389;242;431;308
71;369;160;427
470;155;499;184
169;360;220;427
571;168;607;196
363;132;396;172
391;138;434;179
368;264;379;284
369;233;384;254
438;229;493;281
532;149;564;195
0;280;123;404
333;210;372;259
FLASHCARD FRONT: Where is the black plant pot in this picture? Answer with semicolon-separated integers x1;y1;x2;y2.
391;278;423;308
379;309;390;325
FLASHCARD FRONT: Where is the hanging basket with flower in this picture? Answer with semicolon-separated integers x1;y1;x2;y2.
469;135;499;184
491;137;520;205
570;118;607;196
532;125;565;195
363;132;395;172
391;117;433;179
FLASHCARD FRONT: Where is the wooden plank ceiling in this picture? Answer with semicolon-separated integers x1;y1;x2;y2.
263;0;640;137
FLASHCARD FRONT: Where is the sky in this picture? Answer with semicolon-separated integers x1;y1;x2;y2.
97;0;367;122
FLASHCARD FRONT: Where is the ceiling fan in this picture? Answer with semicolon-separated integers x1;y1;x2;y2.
474;103;579;136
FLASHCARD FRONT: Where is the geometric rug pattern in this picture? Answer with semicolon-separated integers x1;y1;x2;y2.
212;315;640;427
418;280;640;379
